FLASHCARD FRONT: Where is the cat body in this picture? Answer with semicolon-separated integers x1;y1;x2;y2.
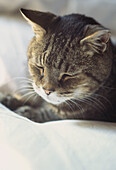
2;9;115;122
19;8;116;122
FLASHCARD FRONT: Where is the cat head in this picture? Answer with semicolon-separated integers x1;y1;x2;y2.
20;8;112;105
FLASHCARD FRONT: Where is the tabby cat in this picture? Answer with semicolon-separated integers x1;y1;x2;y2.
1;8;116;122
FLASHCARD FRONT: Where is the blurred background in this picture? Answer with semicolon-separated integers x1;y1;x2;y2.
0;0;116;93
0;0;116;32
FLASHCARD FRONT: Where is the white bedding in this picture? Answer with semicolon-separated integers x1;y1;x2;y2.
0;1;116;170
0;103;116;170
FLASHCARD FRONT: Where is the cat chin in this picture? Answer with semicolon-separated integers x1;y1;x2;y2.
42;98;63;105
33;83;65;105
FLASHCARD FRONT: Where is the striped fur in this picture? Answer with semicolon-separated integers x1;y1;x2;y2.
21;9;116;122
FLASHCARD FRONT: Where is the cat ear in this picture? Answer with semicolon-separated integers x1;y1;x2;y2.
80;25;111;53
20;8;57;39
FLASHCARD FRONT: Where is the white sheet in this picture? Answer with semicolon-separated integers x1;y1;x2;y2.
0;2;116;169
0;103;116;170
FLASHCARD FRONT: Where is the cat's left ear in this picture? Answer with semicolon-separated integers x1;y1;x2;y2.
80;25;111;53
20;8;57;39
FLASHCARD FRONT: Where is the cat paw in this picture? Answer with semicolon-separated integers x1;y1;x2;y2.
15;105;61;123
15;106;39;122
0;93;23;110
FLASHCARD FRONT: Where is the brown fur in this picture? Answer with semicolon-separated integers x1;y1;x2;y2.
19;8;116;122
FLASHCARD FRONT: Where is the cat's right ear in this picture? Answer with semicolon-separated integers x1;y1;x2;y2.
20;8;57;39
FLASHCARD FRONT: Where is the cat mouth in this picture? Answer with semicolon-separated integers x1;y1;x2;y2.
33;83;66;105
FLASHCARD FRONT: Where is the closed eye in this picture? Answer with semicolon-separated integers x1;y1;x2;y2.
59;73;79;82
30;63;44;77
60;91;72;95
34;64;44;71
36;65;44;79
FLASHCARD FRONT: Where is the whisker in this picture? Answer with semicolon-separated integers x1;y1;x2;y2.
12;77;33;85
19;81;32;85
15;85;33;90
73;98;90;108
93;93;113;110
13;85;33;94
73;96;104;114
32;94;38;105
12;76;33;82
85;97;104;113
17;80;32;84
70;99;84;114
14;88;34;94
100;84;116;90
21;91;36;100
23;93;36;105
18;85;32;88
64;100;74;112
69;99;85;119
85;95;105;113
0;77;33;92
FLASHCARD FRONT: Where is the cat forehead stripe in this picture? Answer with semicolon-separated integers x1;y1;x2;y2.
44;35;74;68
43;34;56;65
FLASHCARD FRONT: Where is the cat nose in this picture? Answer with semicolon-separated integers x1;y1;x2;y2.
43;87;55;95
